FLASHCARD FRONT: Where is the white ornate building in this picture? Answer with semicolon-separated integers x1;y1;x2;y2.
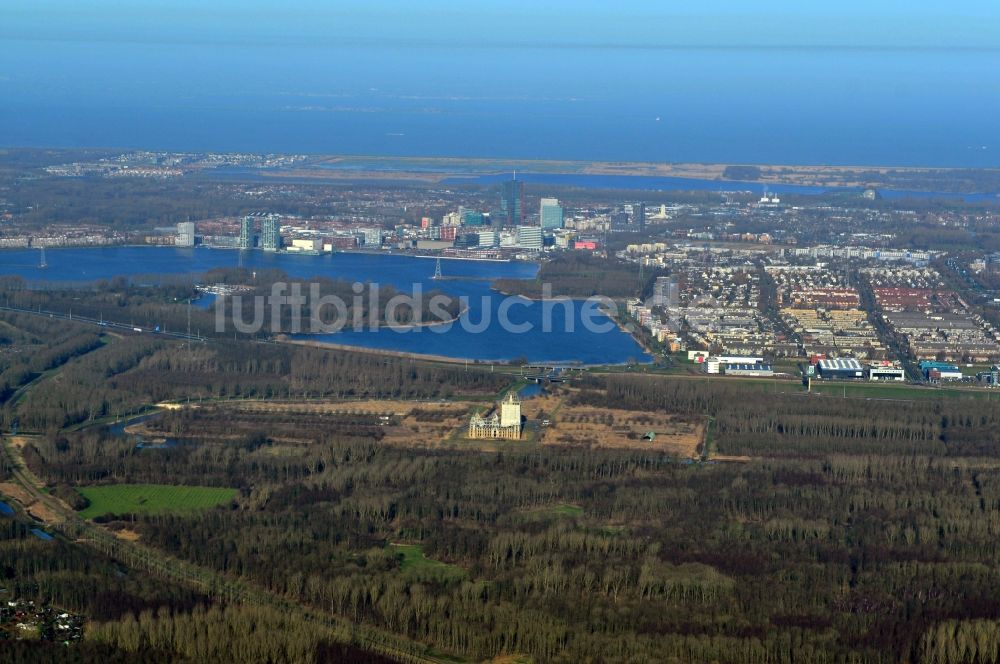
468;392;522;440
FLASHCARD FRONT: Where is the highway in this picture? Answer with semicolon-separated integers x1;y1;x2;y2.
0;304;203;342
0;431;451;663
0;306;456;662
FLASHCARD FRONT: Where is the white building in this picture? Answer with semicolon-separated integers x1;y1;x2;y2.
478;231;499;247
358;227;383;247
516;225;543;250
469;392;522;440
175;222;195;247
868;365;906;381
288;238;322;252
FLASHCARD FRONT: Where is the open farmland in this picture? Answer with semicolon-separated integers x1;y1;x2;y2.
144;399;474;448
535;391;705;457
141;393;707;455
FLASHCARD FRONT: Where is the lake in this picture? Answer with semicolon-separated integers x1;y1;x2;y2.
0;247;652;364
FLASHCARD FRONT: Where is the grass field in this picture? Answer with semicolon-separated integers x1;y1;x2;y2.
549;504;584;518
806;381;996;401
391;543;465;582
77;484;237;519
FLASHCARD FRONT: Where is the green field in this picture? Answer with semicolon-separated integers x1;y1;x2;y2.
549;503;584;517
806;380;994;401
77;484;237;519
391;543;465;582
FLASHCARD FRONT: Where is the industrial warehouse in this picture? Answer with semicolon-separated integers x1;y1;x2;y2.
722;363;775;378
815;358;865;380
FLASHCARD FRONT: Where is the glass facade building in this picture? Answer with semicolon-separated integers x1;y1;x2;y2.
260;215;281;251
540;197;563;229
238;216;255;249
499;179;524;226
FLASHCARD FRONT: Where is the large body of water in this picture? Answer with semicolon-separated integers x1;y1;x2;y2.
0;247;650;364
2;36;999;168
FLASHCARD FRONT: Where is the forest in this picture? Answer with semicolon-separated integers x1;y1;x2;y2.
492;254;664;300
0;268;462;340
4;310;1000;662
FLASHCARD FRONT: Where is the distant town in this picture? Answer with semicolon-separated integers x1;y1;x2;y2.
3;148;1000;388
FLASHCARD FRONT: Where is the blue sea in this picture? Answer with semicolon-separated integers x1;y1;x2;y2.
0;247;651;364
1;36;999;167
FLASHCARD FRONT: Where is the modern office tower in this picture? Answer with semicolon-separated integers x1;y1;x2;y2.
175;221;195;247
462;210;487;226
260;215;281;251
650;276;680;307
516;225;543;250
238;215;255;249
539;197;564;230
632;202;646;230
499;177;525;226
611;209;630;229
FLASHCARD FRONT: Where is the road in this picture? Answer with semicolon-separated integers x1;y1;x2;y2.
0;413;452;662
0;432;449;662
0;304;203;342
853;270;923;382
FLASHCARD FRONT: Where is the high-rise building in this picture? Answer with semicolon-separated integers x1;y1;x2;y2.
516;225;543;250
238;216;255;249
539;198;564;230
499;178;524;226
175;221;195;247
632;202;646;230
260;215;281;251
611;209;630;229
650;276;679;308
462;210;487;226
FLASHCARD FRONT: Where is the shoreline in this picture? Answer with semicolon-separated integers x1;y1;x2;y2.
284;304;469;334
0;243;539;262
280;336;647;368
281;337;531;366
247;156;1000;194
0;244;543;275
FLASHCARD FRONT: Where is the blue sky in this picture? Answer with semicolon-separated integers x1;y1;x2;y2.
2;1;999;165
4;1;1000;49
